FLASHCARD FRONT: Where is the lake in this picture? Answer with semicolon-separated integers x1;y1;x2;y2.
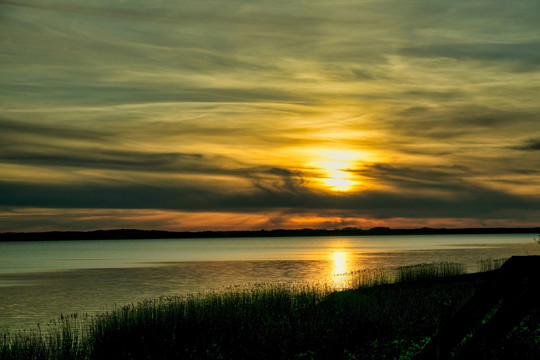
1;234;539;331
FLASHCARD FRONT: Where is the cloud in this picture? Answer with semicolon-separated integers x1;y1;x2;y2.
2;206;539;232
1;169;538;222
380;105;539;145
0;147;206;174
0;118;109;142
400;42;540;71
513;139;540;151
1;0;540;231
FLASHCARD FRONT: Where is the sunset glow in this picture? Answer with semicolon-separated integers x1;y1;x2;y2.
308;149;365;192
1;0;539;231
320;177;356;192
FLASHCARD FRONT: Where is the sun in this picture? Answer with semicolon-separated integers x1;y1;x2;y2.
308;149;363;192
321;178;356;191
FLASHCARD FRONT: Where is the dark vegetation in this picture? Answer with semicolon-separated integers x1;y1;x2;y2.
2;227;540;242
1;258;538;360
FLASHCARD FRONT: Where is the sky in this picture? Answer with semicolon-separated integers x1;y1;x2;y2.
1;0;540;232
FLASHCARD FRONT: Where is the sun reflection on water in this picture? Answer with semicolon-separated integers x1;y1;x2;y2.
330;251;352;290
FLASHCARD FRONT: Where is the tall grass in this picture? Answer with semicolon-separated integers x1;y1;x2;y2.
347;267;393;288
1;314;90;360
395;262;466;282
87;283;333;360
476;258;508;273
0;261;484;360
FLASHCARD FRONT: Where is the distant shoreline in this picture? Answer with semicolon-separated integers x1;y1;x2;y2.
1;227;539;242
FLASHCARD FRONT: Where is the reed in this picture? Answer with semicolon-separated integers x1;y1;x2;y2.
476;257;508;273
0;261;502;360
0;314;90;360
395;262;466;282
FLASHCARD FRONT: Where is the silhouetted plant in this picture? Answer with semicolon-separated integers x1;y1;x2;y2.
476;258;508;272
1;261;523;360
395;262;465;282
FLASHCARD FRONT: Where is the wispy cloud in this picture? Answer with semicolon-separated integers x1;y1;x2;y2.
1;0;540;230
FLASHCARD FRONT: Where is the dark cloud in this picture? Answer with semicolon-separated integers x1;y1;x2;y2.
401;42;540;71
2;83;308;107
513;139;540;151
1;0;164;20
357;163;472;192
386;105;539;143
350;68;386;81
252;168;306;194
0;118;108;142
0;117;309;187
0;148;206;173
1;169;538;220
0;144;311;189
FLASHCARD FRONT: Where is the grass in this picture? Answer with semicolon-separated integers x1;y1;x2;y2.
0;260;528;360
395;261;466;282
476;257;508;273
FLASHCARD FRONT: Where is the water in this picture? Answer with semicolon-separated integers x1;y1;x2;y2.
1;234;538;331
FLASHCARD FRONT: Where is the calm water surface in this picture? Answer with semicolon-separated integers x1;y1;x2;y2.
1;234;538;331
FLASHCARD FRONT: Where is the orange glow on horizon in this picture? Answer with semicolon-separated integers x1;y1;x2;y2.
3;208;539;233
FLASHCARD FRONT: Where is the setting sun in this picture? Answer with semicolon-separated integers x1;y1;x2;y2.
308;149;364;192
321;178;356;191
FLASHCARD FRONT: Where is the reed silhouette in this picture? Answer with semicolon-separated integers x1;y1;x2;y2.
1;259;538;360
